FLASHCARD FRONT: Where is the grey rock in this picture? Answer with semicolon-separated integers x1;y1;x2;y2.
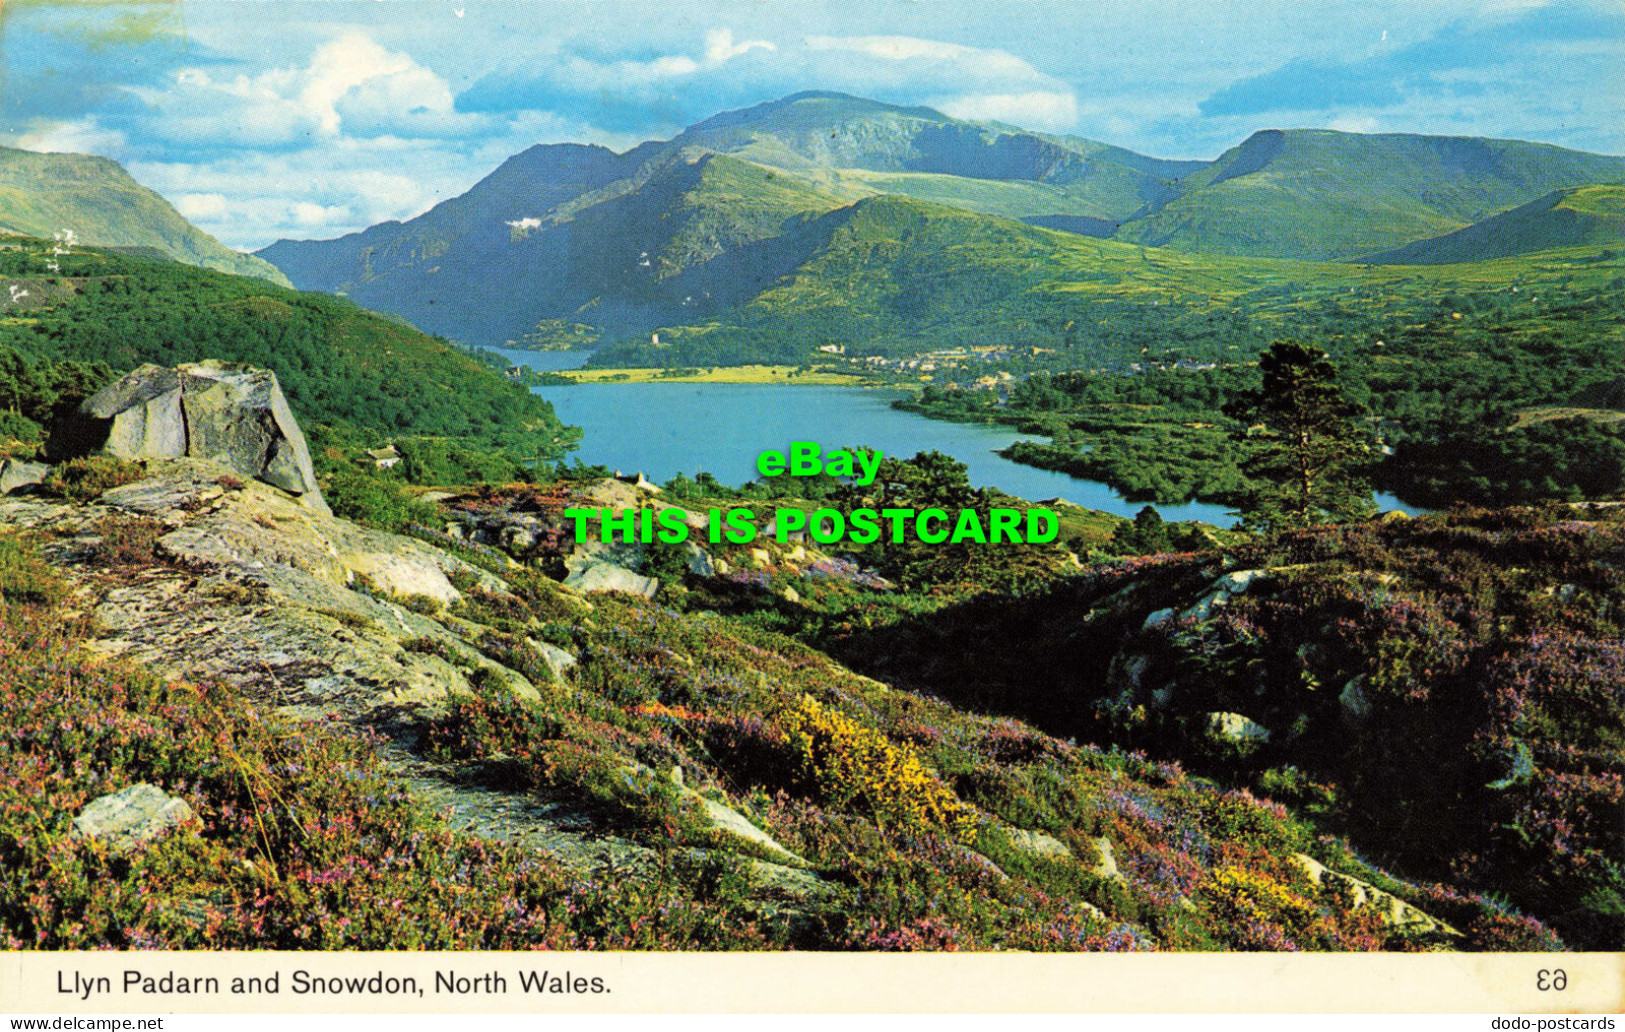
71;784;195;850
1007;827;1072;861
11;461;526;726
684;542;715;578
1214;569;1265;594
350;551;460;604
1175;569;1267;624
613;761;808;867
536;641;577;682
699;798;807;867
1108;652;1150;695
1089;837;1123;881
1294;854;1460;937
563;561;659;599
83;368;187;461
1204;711;1271;745
0;460;48;495
500;523;536;553
63;361;327;513
578;478;644;510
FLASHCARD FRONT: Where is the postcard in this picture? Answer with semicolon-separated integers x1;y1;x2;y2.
0;0;1622;1020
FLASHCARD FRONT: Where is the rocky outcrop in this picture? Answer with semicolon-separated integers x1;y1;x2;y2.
0;459;47;495
1294;854;1460;938
1006;827;1072;861
1145;568;1265;629
391;750;828;917
0;460;523;726
695;796;808;867
54;361;328;513
2;459;837;930
1088;837;1123;881
71;784;195;851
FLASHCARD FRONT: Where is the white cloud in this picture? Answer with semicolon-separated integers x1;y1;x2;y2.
1477;0;1554;15
138;30;481;148
528;26;775;94
936;91;1080;130
174;193;230;220
15;118;127;156
806;35;970;63
128;149;450;247
805;34;1033;79
799;34;1080;129
1326;114;1384;133
705;28;776;66
291;201;353;227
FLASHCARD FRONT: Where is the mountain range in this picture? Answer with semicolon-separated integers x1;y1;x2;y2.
251;93;1625;350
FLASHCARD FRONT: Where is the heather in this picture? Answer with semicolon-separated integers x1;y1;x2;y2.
3;443;1608;952
788;505;1624;947
1;499;1540;952
0;537;777;950
408;545;1541;950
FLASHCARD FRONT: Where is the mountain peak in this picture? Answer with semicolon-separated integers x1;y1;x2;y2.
684;91;950;135
0;146;288;285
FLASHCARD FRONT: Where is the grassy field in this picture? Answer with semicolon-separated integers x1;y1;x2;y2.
550;364;881;385
1512;406;1625;428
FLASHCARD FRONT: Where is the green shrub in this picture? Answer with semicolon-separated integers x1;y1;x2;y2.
0;535;63;606
41;456;143;501
323;467;439;533
0;411;42;451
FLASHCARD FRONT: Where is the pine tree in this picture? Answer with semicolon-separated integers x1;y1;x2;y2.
1111;504;1171;554
1224;341;1375;533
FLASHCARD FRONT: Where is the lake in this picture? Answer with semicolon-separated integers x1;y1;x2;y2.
492;348;1424;527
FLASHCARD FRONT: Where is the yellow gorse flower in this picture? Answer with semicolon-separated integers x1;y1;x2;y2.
780;695;978;844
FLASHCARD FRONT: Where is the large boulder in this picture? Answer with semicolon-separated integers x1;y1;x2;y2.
55;361;327;513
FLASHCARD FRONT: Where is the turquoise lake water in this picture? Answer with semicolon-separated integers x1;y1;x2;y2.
494;348;1424;528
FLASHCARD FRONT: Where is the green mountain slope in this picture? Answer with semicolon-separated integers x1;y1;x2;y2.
1117;130;1625;260
252;94;1625;351
255;93;1186;343
0;147;290;286
0;236;574;463
671;92;1179;218
1365;185;1625;264
595;192;1625;367
264;149;855;346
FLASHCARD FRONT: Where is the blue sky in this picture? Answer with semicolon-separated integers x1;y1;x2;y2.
4;0;1622;250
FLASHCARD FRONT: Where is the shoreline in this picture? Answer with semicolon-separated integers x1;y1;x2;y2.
547;364;892;387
